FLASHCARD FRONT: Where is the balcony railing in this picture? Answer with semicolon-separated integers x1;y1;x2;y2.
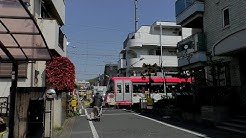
175;0;204;16
124;32;181;49
123;32;141;49
128;55;178;68
177;32;206;53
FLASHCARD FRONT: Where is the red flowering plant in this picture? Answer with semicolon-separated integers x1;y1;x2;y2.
45;56;75;92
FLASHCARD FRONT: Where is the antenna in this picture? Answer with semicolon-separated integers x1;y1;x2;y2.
134;0;138;32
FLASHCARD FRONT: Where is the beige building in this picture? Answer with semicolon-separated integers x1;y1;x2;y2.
0;0;67;137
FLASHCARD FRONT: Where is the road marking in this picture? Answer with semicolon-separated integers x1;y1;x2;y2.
102;113;133;116
84;108;99;138
134;113;209;138
89;119;99;138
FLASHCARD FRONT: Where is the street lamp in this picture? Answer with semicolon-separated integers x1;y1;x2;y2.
131;57;144;67
159;22;167;97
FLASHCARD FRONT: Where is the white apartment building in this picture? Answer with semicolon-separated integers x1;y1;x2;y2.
118;21;192;77
175;0;246;112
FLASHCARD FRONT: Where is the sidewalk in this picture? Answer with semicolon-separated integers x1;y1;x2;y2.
53;117;76;138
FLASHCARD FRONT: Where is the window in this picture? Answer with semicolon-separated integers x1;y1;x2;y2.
223;8;230;27
156;49;161;55
125;83;130;93
117;83;121;93
0;62;27;78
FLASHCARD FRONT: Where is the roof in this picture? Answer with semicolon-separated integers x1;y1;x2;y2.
0;0;51;62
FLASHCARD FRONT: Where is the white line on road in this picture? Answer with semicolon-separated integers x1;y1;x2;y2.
84;108;99;138
134;113;209;138
89;119;99;138
102;113;134;116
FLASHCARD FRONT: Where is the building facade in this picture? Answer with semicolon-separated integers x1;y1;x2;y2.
0;0;67;137
0;0;67;96
118;21;192;77
175;0;246;107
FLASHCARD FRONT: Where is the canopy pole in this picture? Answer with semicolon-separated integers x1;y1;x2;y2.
8;61;18;138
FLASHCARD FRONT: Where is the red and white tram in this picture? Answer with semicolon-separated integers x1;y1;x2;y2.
104;76;191;107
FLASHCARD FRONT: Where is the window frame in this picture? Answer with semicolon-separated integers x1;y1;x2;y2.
223;7;230;28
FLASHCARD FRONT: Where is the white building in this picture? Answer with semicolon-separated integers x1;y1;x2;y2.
118;21;192;77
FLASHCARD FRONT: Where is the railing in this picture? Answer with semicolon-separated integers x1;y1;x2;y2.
177;32;206;52
123;32;140;48
0;97;9;117
175;0;204;16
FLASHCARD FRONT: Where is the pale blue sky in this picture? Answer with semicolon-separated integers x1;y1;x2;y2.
64;0;176;81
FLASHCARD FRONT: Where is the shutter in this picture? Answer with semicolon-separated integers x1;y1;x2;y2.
0;62;27;78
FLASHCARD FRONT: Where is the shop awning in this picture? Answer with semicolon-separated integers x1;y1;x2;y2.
0;0;52;62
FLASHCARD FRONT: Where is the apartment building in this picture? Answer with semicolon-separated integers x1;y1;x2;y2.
175;0;246;119
118;21;192;77
0;0;66;137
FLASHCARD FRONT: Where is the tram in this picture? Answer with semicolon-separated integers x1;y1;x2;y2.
104;76;191;107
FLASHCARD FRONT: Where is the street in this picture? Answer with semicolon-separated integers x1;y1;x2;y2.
55;106;245;138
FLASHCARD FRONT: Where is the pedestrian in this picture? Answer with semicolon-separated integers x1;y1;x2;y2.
89;92;103;120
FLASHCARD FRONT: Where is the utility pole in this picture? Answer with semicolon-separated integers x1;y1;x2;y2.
134;0;138;32
160;22;167;97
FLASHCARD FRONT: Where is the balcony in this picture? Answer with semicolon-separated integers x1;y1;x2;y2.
124;32;181;49
177;32;206;67
37;19;66;56
178;52;207;67
127;55;178;69
118;59;127;69
175;0;204;28
43;0;65;25
177;32;206;55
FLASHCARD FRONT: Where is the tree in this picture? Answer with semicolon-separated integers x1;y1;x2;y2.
46;56;75;92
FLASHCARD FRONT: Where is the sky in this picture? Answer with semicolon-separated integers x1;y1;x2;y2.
64;0;176;81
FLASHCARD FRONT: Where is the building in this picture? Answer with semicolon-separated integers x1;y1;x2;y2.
0;0;66;137
175;0;246;132
176;0;246;102
118;21;192;77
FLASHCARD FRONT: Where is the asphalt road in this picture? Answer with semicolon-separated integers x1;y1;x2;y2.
56;106;245;138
